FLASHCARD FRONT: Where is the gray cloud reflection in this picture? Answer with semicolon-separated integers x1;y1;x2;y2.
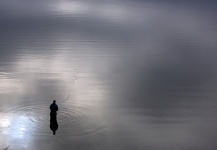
0;0;217;149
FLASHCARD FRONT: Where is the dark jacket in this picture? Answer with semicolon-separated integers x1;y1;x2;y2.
50;103;58;112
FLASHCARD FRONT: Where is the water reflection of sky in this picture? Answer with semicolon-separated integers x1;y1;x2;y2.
0;0;217;149
0;115;35;142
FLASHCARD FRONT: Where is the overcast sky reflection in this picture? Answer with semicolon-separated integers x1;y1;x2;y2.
0;0;217;149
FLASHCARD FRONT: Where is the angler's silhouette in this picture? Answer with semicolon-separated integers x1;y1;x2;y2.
50;100;58;135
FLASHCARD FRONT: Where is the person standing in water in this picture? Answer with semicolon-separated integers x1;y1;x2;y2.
50;100;58;121
50;100;58;135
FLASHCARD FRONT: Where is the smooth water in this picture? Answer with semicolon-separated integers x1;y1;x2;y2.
0;0;217;149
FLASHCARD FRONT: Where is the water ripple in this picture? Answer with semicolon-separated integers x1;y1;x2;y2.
1;102;103;137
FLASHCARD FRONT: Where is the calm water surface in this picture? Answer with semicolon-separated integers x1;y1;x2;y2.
0;0;217;149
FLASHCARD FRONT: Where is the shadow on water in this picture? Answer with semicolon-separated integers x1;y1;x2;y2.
50;112;58;135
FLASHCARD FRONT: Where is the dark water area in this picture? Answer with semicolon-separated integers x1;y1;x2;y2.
1;0;217;149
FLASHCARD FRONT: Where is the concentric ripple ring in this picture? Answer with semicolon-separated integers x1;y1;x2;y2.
1;102;103;136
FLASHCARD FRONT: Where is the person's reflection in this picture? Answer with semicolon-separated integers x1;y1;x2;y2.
50;100;59;135
50;116;58;135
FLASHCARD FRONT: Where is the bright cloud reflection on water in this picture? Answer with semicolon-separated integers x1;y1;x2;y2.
0;115;37;148
53;1;131;23
0;118;10;128
0;74;24;94
54;1;89;15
